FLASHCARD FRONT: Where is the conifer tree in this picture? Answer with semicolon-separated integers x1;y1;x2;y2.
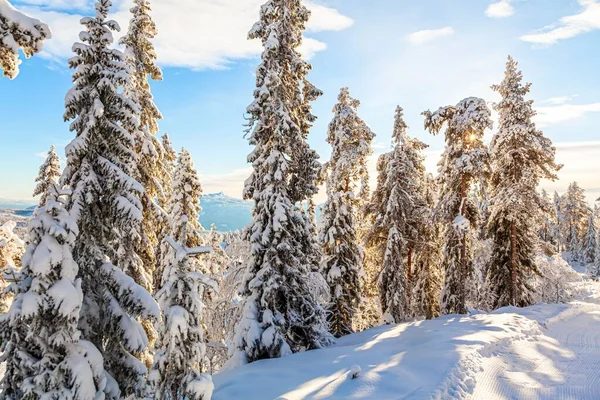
562;182;588;257
0;185;106;400
159;133;177;208
411;174;443;320
229;0;331;366
0;220;24;313
149;227;214;400
423;97;492;315
593;230;600;279
121;0;167;291
486;56;561;309
365;106;427;323
553;191;565;251
33;145;62;208
62;1;160;396
0;0;51;79
319;87;374;336
582;212;596;265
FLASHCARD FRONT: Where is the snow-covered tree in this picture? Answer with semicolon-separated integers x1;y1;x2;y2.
121;0;167;291
486;56;561;309
561;182;589;259
318;87;374;336
411;174;443;320
423;97;492;315
593;230;600;279
159;133;177;208
552;191;564;251
0;220;24;313
0;185;107;400
365;106;427;323
149;228;214;400
582;212;596;265
62;1;160;396
32;145;62;208
0;0;51;79
229;0;332;366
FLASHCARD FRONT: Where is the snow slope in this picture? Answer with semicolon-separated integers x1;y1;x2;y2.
214;270;600;399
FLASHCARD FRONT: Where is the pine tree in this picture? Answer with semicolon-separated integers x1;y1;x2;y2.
582;212;597;265
593;230;600;279
149;228;214;400
423;97;492;315
0;220;24;313
229;0;332;366
0;185;106;400
365;106;427;323
486;56;561;309
120;0;167;292
62;1;159;396
0;0;51;79
159;133;177;208
318;87;374;336
562;182;589;257
553;191;564;251
33;145;62;208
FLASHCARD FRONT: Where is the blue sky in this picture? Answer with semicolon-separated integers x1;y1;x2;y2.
0;0;599;203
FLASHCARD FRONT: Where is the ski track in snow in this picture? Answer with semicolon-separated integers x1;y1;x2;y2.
468;301;600;400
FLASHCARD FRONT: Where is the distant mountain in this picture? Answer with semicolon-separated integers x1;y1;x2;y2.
200;192;253;232
0;198;36;210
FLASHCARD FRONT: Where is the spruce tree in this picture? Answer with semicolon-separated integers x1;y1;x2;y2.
486;56;561;309
0;185;106;400
159;133;177;208
553;191;564;251
0;220;24;313
411;174;443;320
229;0;331;366
593;230;600;279
582;212;596;265
562;182;588;257
62;1;159;396
33;145;62;208
318;87;374;336
365;106;427;323
149;227;214;400
121;0;167;291
0;0;51;79
423;97;492;315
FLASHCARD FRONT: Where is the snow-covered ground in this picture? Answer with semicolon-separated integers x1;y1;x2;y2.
213;261;600;400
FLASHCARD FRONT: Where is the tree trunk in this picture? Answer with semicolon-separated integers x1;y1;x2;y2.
460;174;467;314
511;220;517;306
407;247;413;308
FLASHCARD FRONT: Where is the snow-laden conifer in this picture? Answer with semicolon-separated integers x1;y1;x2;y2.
411;174;443;320
365;106;427;323
159;133;177;208
0;220;24;313
318;87;374;336
582;213;596;265
0;0;51;79
149;225;215;400
121;0;168;291
561;182;589;258
0;185;107;400
486;56;561;309
62;1;159;396
423;97;492;315
229;0;332;366
33;145;62;208
593;230;600;279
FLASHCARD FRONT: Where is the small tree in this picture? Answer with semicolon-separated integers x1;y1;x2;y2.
0;0;51;79
0;185;106;399
582;213;596;265
32;145;62;208
319;87;374;336
150;227;215;400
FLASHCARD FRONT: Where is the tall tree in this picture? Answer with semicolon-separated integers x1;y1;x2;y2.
319;87;374;336
159;133;177;208
486;56;561;309
0;0;51;79
120;0;167;291
562;182;589;258
229;0;331;366
0;185;106;400
365;106;427;323
423;97;492;315
62;1;159;396
33;145;62;208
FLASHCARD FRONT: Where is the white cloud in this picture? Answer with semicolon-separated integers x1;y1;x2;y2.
406;27;455;45
535;102;600;127
485;1;515;18
15;0;90;11
21;0;353;69
543;95;578;105
521;0;600;45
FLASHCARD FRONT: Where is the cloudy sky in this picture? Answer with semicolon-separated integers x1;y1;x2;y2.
0;0;599;204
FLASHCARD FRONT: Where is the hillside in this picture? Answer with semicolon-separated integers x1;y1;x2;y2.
213;259;600;400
